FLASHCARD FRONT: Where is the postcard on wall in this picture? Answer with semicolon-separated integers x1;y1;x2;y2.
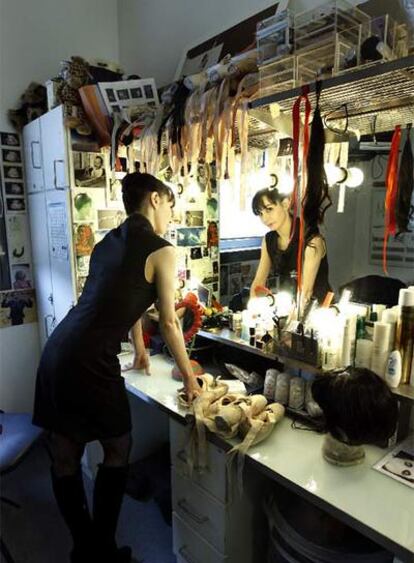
0;132;20;147
373;436;414;489
98;79;159;116
10;264;32;290
72;151;107;188
6;214;31;265
72;187;106;222
48;202;69;261
0;288;37;328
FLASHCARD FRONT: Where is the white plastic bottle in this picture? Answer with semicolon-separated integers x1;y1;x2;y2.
384;350;402;389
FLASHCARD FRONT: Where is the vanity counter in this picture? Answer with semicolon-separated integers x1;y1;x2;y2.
122;352;414;562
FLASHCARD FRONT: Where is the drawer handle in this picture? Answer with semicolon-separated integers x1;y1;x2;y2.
177;498;209;525
178;545;199;563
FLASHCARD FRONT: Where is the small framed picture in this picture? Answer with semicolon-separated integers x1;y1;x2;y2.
144;85;154;99
117;89;130;101
2;149;22;163
130;87;142;98
105;88;116;102
1;132;20;146
3;165;23;180
97;209;125;230
5;182;24;196
6;197;26;212
73;151;107;188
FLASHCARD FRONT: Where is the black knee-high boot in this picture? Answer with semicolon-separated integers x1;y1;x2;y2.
50;467;94;562
93;464;131;562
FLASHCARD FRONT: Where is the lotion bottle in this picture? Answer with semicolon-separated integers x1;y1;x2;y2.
385;350;402;388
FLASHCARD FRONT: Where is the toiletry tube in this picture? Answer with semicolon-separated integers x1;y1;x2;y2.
371;322;391;377
341;314;357;368
395;289;414;384
264;369;279;401
355;339;373;369
372;304;386;321
385;350;402;388
382;308;398;350
410;348;414;386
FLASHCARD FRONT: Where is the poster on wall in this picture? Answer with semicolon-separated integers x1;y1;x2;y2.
175;1;288;80
0;289;37;328
6;214;30;265
72;151;107;188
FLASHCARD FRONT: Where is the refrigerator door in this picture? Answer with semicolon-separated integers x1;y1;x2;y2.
45;187;76;327
41;105;69;192
27;191;55;348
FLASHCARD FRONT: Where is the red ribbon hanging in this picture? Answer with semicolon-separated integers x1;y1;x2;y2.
291;85;311;292
383;125;402;274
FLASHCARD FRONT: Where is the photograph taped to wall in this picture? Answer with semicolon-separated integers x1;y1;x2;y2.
3;165;23;180
72;187;106;222
185;210;204;227
6;214;30;265
74;223;95;257
6;197;25;212
97;209;125;230
2;149;21;163
73;151;107;188
177;227;205;247
98;79;159;116
76;255;91;277
5;182;24;196
107;177;124;207
11;264;32;290
0;132;20;147
0;289;37;328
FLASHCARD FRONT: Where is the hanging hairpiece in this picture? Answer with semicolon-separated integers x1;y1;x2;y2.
395;123;414;236
291;84;311;298
383;125;402;274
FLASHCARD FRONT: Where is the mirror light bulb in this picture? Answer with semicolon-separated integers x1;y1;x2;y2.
346;167;364;188
324;164;347;186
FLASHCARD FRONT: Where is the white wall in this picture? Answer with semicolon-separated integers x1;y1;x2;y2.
0;0;119;412
118;0;368;87
0;0;119;130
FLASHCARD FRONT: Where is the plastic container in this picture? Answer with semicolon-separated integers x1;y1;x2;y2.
335;15;408;74
294;0;370;52
258;55;297;97
256;9;294;65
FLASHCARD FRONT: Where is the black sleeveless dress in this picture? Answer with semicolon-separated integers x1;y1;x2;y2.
33;214;171;442
265;222;331;304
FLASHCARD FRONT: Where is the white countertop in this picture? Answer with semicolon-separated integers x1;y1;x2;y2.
122;353;414;561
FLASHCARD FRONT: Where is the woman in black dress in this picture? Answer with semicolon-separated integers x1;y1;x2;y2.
33;173;201;563
250;187;331;306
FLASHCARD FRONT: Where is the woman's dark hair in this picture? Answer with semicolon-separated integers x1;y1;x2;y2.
251;187;288;216
303;81;332;242
396;125;413;236
121;172;175;216
311;367;398;445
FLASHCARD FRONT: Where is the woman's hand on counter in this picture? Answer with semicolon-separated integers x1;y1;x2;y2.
183;376;202;404
122;350;151;375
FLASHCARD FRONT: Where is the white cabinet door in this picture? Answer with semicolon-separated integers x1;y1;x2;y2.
27;192;55;348
45;188;76;326
40;105;69;192
23;119;44;194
